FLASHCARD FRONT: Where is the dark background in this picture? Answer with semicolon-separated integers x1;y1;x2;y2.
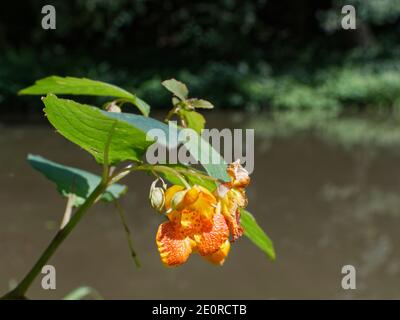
1;0;399;119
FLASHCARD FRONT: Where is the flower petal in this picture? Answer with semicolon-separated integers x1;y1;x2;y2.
203;239;231;265
164;185;185;211
227;160;250;188
156;221;193;266
180;209;205;235
181;186;200;207
220;188;246;241
190;186;217;220
195;208;229;256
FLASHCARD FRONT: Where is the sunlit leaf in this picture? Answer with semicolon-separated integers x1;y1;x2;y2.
161;79;188;101
172;97;180;106
241;209;276;261
138;164;218;191
19;76;150;116
179;109;206;134
189;99;214;109
104;111;230;181
181;131;229;182
43;94;153;165
28;154;127;206
102;109;177;149
63;286;103;300
163;166;218;191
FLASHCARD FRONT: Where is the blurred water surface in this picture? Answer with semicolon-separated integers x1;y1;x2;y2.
0;112;400;299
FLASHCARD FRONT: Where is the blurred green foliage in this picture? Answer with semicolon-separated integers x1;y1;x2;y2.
1;0;400;116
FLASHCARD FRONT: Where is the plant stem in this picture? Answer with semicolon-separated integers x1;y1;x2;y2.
131;164;220;185
114;200;141;268
1;182;108;300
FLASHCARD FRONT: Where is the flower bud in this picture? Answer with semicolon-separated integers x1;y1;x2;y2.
149;180;165;213
106;102;122;113
170;190;187;210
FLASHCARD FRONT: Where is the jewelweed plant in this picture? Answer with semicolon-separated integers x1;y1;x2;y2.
1;76;275;299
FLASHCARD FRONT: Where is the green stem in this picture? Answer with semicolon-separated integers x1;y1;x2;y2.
1;182;108;300
134;164;219;184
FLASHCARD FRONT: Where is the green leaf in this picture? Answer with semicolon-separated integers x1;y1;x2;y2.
138;164;218;191
161;79;189;100
189;99;214;109
19;76;150;116
28;154;127;206
241;209;276;261
102;110;178;149
104;111;230;181
163;165;218;191
179;109;206;134
43;94;153;165
63;286;103;300
172;97;180;106
181;131;229;181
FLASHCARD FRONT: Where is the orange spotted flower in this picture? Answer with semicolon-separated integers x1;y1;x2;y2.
154;161;250;266
216;160;250;241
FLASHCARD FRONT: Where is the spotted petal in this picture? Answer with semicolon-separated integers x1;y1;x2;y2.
220;188;246;241
195;209;229;256
203;239;231;265
156;221;193;266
